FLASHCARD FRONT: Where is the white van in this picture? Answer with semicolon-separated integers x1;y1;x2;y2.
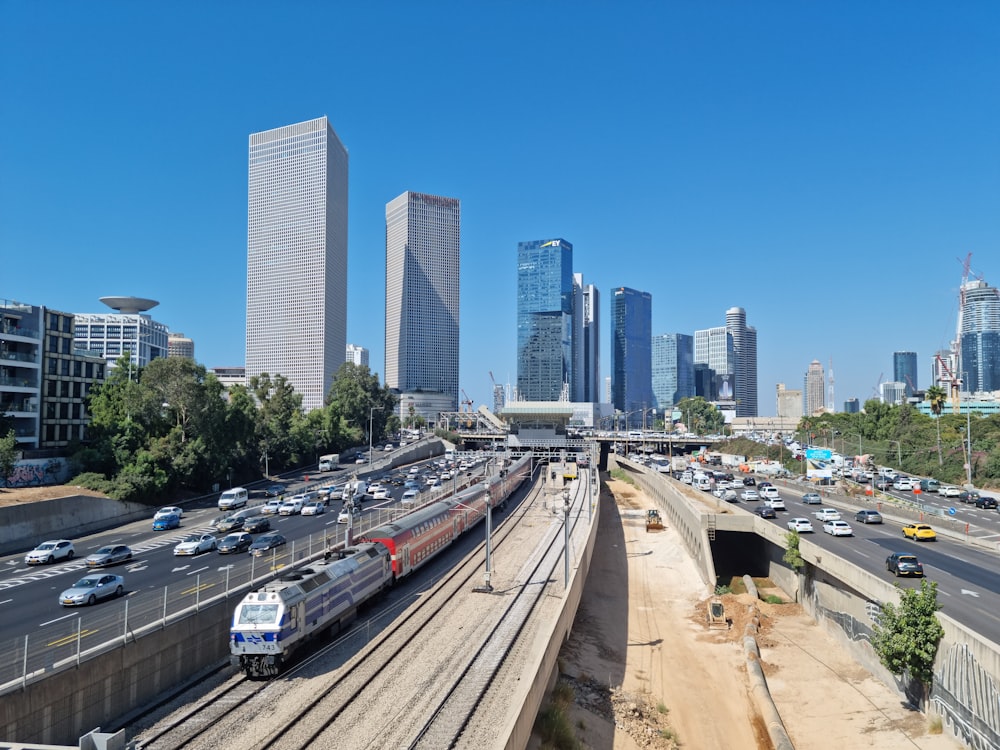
218;487;249;511
401;488;420;508
693;474;712;491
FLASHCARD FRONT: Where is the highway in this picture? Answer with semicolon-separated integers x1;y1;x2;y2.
0;453;494;685
746;481;1000;639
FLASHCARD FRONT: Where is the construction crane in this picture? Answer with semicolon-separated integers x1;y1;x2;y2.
460;389;474;413
871;372;884;401
935;354;961;413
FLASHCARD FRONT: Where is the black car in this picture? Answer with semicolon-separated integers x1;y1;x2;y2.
874;477;893;491
243;516;272;533
249;533;287;556
855;509;883;524
754;505;776;519
217;532;253;554
265;484;285;497
975;495;998;510
742;476;756;486
886;552;924;577
959;490;980;504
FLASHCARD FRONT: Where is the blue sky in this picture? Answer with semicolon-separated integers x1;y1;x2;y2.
3;2;998;416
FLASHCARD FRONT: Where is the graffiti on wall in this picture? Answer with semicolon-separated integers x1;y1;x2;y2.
3;459;66;488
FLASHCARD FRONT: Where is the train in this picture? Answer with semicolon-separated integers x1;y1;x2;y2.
229;454;532;677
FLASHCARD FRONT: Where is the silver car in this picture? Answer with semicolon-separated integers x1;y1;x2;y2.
174;533;218;556
85;544;133;567
60;574;125;606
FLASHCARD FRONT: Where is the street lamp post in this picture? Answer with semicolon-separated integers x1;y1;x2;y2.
368;405;383;471
562;488;571;589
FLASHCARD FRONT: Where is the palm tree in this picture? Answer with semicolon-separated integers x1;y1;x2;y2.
926;385;947;466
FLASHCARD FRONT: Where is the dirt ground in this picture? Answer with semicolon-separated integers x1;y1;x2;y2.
0;485;107;506
544;477;964;750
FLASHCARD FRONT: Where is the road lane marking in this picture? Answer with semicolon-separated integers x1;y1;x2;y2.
39;612;79;626
47;629;99;647
185;566;210;576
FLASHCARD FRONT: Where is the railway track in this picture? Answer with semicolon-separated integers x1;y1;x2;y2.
255;472;591;750
130;469;554;750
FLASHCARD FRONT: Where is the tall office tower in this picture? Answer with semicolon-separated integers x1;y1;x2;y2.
959;279;1000;393
694;326;734;383
571;273;600;403
844;398;860;413
893;351;918;397
776;383;804;420
516;239;573;401
651;333;694;411
246;116;348;412
726;307;758;417
385;191;460;422
693;363;715;400
803;359;825;415
346;344;369;368
611;287;653;426
168;332;194;360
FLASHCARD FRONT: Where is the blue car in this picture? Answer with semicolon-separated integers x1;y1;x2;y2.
152;513;181;531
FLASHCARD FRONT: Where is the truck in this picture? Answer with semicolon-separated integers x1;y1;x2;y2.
318;454;339;472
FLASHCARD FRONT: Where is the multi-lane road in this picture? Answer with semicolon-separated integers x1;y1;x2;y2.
744;480;1000;639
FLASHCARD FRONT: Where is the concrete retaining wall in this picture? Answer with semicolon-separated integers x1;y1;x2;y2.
0;496;152;556
501;478;601;750
0;599;232;745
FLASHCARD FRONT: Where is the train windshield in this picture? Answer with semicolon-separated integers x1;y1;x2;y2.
238;603;279;625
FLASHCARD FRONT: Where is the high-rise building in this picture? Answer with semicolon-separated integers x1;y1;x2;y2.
385;191;460;422
571;274;601;403
803;360;825;415
168;332;194;360
959;279;1000;393
893;351;918;398
246;116;348;412
844;398;860;413
726;307;758;417
516;239;573;402
694;326;733;383
345;344;369;368
611;287;653;425
651;333;694;411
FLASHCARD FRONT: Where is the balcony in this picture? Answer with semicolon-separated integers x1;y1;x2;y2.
0;375;39;389
0;350;40;364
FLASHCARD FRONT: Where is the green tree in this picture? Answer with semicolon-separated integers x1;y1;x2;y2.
249;373;304;474
871;578;944;705
325;362;398;445
0;429;18;487
783;530;805;572
675;397;724;436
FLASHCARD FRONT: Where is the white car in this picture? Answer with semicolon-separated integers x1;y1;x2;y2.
154;506;184;520
279;496;305;515
764;497;786;511
337;506;361;523
759;486;780;500
173;533;217;556
823;520;853;536
301;501;326;516
940;485;961;498
740;489;759;501
372;487;391;500
892;478;913;491
25;539;76;565
260;499;283;515
813;508;841;521
787;517;814;533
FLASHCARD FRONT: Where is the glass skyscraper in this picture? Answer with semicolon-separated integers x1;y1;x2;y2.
652;333;694;411
572;273;600;403
726;307;758;417
516;239;573;401
611;287;653;425
960;280;1000;393
385;191;460;421
893;351;918;398
246;117;348;412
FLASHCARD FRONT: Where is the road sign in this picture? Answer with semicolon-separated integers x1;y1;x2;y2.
948;507;956;515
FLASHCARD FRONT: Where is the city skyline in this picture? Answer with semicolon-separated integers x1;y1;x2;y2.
4;4;999;416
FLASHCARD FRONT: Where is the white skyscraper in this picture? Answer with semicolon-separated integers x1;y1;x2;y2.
346;344;369;368
385;191;460;423
246;117;348;412
726;306;758;417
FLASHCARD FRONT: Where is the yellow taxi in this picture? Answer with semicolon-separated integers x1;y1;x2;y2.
902;523;937;541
